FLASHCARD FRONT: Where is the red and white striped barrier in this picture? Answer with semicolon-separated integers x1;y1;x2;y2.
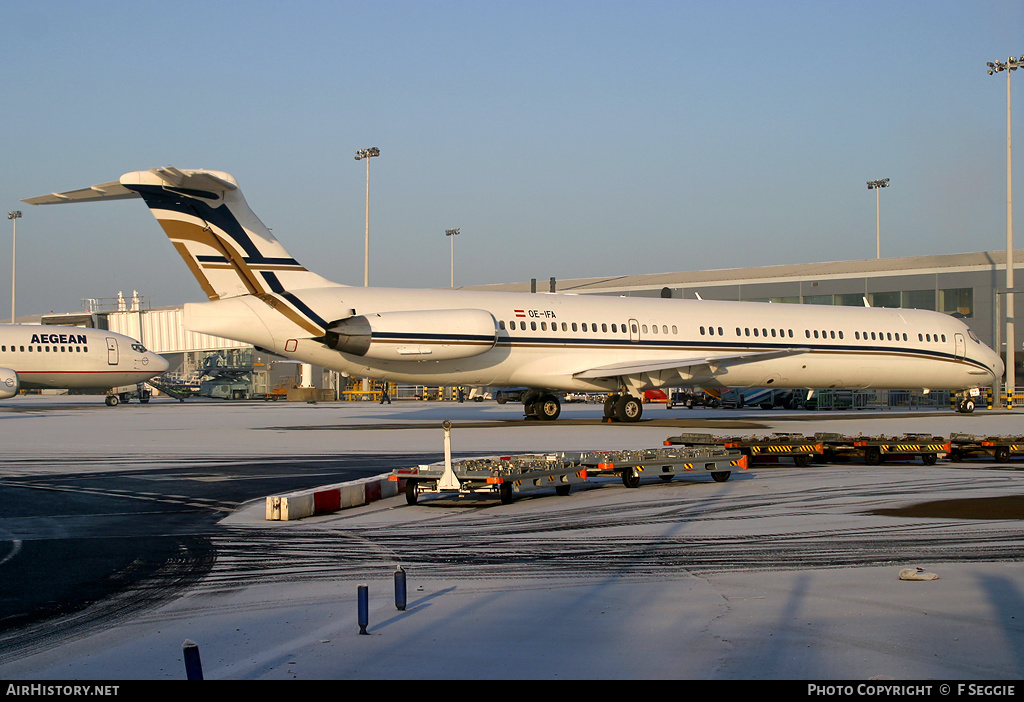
265;474;403;520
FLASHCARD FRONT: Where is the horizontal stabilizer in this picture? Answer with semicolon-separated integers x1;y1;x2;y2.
22;167;239;207
574;347;811;380
22;166;344;308
22;181;138;205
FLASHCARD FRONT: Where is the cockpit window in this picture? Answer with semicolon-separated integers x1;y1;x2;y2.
968;329;980;343
131;343;147;352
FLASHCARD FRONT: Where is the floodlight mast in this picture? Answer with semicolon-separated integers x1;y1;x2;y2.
445;228;459;288
866;178;890;259
987;56;1021;407
354;147;380;287
8;210;21;323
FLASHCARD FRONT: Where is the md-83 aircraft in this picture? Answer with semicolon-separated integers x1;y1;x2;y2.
0;324;169;405
23;167;1002;420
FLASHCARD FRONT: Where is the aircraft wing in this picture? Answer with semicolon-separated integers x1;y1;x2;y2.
573;347;812;380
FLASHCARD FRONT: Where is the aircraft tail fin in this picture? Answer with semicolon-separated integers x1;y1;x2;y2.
24;166;344;301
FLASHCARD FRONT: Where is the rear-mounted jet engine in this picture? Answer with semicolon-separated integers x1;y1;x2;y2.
324;309;498;362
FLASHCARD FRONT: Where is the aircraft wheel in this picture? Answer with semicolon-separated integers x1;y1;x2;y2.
959;399;975;414
523;391;542;419
711;471;731;482
536;394;561;421
614;395;643;422
604;394;619;419
105;395;119;407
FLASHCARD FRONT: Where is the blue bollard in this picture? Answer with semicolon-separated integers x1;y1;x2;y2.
394;566;407;611
182;639;203;680
358;584;369;634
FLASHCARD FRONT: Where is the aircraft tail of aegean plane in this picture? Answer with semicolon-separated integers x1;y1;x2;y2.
24;167;1003;422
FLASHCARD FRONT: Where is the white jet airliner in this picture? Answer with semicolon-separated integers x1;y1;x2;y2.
23;167;1002;420
0;324;169;405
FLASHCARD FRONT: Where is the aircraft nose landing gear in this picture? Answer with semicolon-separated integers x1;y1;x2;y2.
954;391;977;414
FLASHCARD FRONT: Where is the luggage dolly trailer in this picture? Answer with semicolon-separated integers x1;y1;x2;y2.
389;421;589;505
663;432;823;467
574;446;749;487
392;455;589;505
814;432;950;466
948;433;1024;463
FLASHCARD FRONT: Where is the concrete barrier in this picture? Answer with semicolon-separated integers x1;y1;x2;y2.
265;474;397;521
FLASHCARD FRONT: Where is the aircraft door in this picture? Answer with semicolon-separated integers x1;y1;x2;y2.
954;333;966;360
629;318;641;343
106;337;119;365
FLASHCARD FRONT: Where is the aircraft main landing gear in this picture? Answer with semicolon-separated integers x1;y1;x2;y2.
523;391;561;421
603;393;643;423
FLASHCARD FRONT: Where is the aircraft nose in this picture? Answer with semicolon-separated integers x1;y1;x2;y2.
152;352;170;373
992;350;1005;382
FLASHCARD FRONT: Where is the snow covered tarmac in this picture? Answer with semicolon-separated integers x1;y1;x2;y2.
1;396;1023;680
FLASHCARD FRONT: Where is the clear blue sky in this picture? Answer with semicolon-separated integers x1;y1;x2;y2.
2;0;1022;316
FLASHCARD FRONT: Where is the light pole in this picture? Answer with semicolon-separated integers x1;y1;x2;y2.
354;147;380;287
8;211;21;323
445;228;459;287
988;56;1021;406
866;178;889;260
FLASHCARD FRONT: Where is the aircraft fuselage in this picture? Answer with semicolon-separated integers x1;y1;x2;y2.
184;286;1001;394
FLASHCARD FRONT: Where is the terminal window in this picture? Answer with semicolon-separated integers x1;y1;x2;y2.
903;289;936;311
868;291;901;308
939;288;973;318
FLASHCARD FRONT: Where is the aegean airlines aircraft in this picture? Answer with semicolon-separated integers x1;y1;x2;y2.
0;324;169;405
23;167;1002;420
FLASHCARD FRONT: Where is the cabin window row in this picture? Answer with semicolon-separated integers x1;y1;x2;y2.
807;330;846;340
498;320;950;345
501;320;679;335
848;332;947;343
729;327;795;338
854;331;897;341
1;345;89;353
